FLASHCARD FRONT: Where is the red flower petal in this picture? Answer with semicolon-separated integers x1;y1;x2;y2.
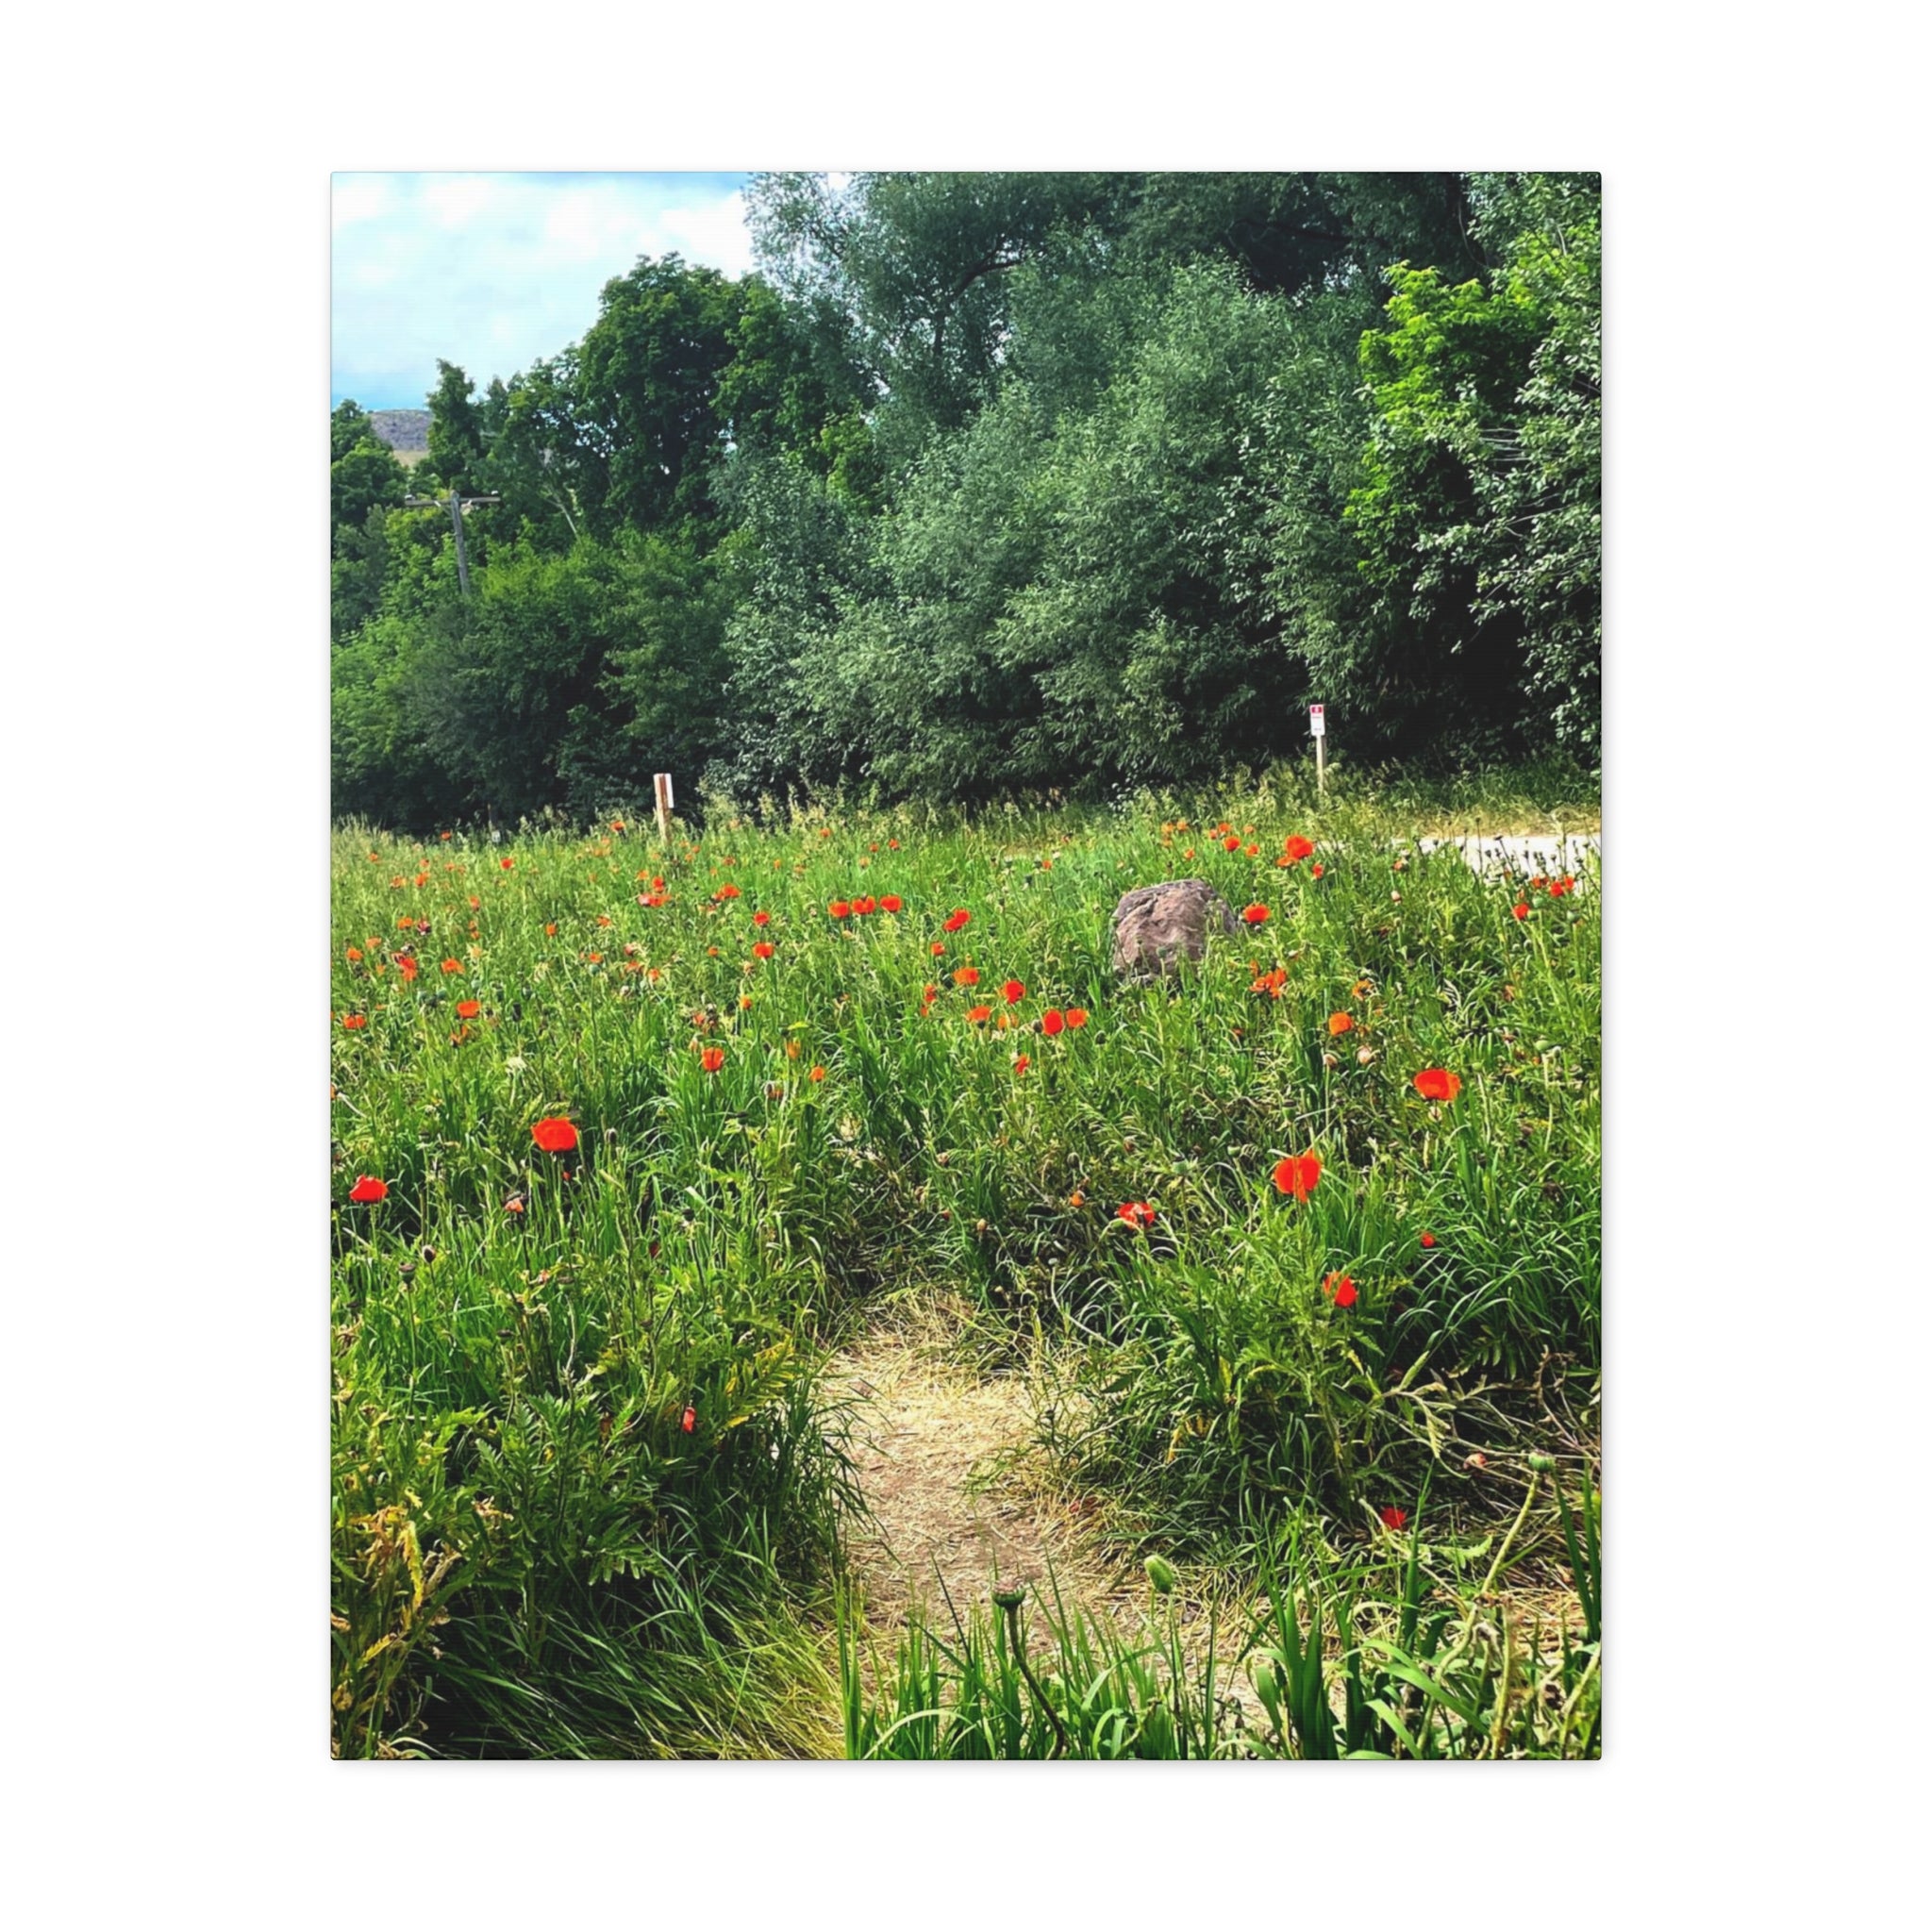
1272;1153;1322;1200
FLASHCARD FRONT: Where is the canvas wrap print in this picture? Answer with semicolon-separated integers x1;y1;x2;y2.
330;170;1602;1759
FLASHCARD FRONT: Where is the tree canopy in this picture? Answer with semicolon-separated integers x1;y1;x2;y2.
332;172;1601;828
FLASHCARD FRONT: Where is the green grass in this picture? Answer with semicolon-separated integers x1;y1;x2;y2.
841;1500;1601;1760
331;771;1599;1757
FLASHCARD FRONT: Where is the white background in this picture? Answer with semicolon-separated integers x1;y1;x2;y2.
3;3;1924;1924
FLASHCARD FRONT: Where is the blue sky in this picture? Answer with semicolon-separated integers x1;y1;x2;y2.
331;172;757;410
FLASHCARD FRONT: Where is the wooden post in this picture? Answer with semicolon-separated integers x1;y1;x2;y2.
447;491;471;597
654;772;675;844
403;491;500;597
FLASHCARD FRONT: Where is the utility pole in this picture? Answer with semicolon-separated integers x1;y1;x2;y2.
404;488;501;595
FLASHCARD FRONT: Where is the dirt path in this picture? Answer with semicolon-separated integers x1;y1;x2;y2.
829;1315;1125;1647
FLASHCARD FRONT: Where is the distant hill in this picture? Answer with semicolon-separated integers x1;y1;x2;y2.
368;408;430;456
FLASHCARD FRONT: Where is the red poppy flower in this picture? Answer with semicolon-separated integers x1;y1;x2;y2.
441;958;462;974
500;858;514;870
1041;1008;1065;1036
347;1175;388;1204
1224;835;1241;851
1327;1012;1355;1036
503;1193;525;1215
753;909;772;926
1310;863;1324;880
943;908;971;933
1012;1054;1030;1074
1420;1231;1437;1248
851;895;875;915
456;999;480;1020
1065;1008;1089;1029
1284;835;1314;863
1324;1273;1357;1308
809;1064;826;1082
700;1045;725;1073
1412;1069;1462;1103
341;1013;367;1030
828;900;851;919
398;957;420;982
714;884;741;900
531;1117;578;1154
1512;902;1530;921
877;893;901;913
954;966;980;987
1272;1152;1322;1200
681;1404;697;1434
344;946;363;963
966;1005;992;1024
1241;904;1270;925
1379;1507;1408;1532
1002;978;1025;1005
752;941;774;960
1116;1201;1158;1228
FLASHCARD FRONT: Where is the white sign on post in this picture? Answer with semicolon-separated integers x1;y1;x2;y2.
1308;704;1326;739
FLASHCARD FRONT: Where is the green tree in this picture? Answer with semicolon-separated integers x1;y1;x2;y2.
710;451;875;801
1338;172;1601;759
330;425;408;535
572;256;745;535
331;398;376;462
485;352;601;546
391;532;735;822
425;359;488;493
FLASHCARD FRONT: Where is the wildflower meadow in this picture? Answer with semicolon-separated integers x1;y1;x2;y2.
330;772;1601;1758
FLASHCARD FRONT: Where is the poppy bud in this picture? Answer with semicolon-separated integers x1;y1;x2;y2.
681;1405;697;1434
1144;1556;1178;1595
1526;1452;1557;1474
991;1586;1026;1611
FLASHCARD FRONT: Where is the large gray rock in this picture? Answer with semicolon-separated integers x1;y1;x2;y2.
1110;878;1240;981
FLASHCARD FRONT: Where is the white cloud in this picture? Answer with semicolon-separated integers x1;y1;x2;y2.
329;175;393;230
418;175;503;229
330;172;757;408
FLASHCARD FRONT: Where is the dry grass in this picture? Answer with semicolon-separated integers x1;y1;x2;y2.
827;1297;1255;1701
829;1298;1124;1641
